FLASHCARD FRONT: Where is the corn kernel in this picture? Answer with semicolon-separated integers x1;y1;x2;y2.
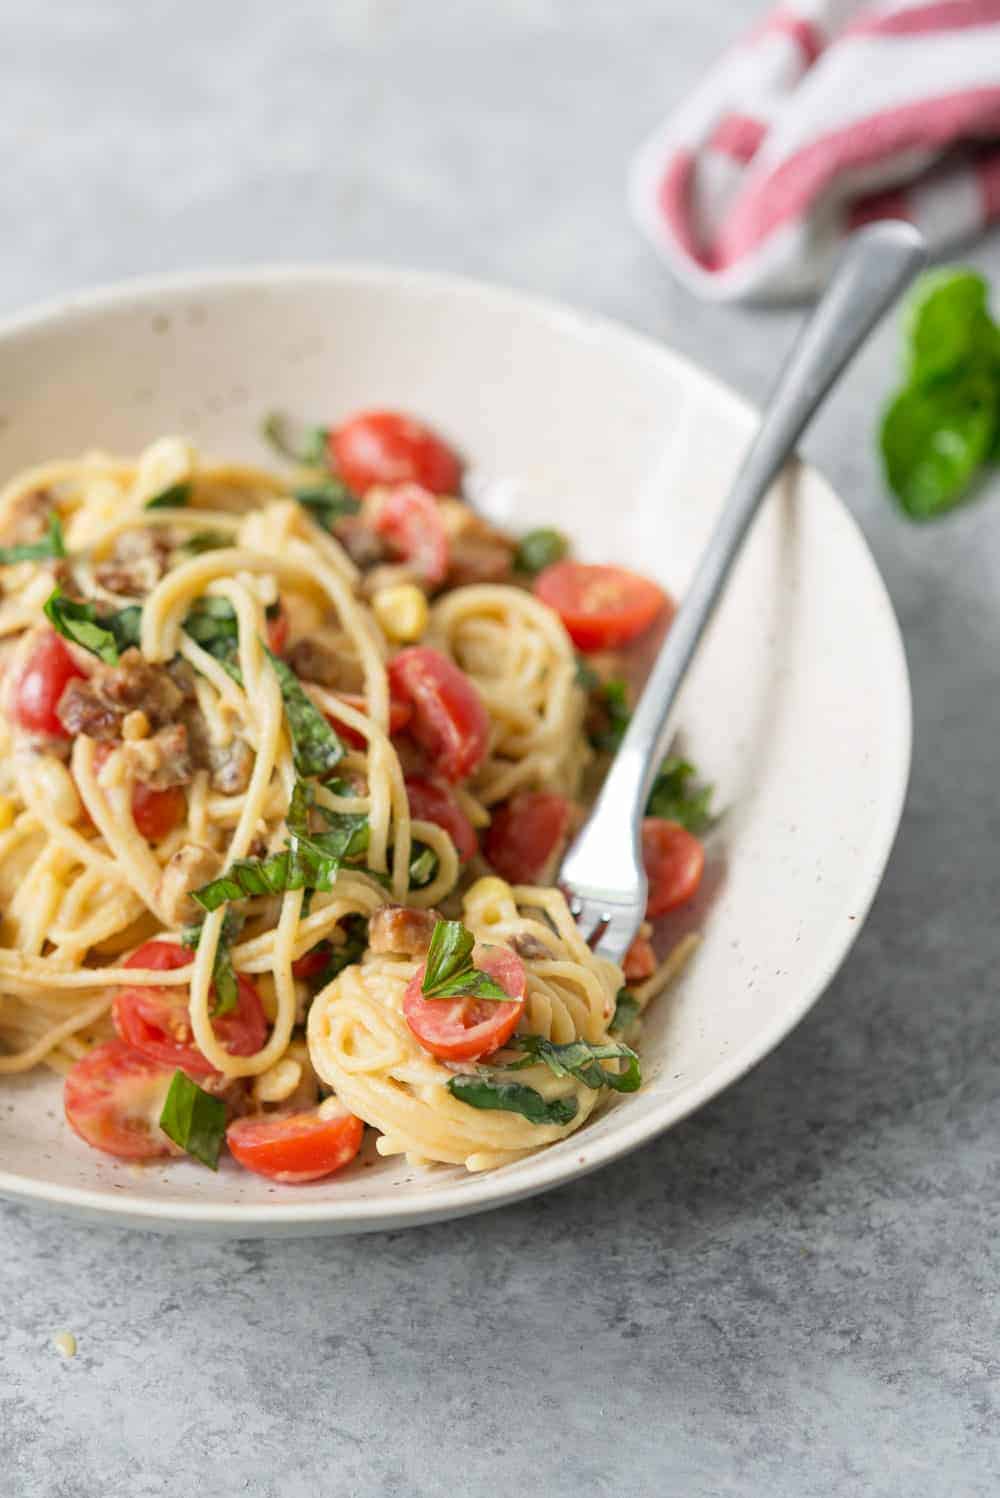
372;583;428;644
0;796;16;831
253;1057;302;1104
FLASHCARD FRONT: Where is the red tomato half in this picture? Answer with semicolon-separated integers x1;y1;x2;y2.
329;410;461;496
403;944;526;1062
642;818;705;917
90;742;187;843
112;940;267;1079
483;791;573;885
227;1103;364;1183
291;944;332;981
266;603;290;655
324;691;412;750
387;647;489;783
405;776;477;862
623;934;656;984
64;1039;180;1160
371;483;448;585
534;561;671;652
12;629;86;737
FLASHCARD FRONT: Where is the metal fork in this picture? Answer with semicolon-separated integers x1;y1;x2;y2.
559;221;926;965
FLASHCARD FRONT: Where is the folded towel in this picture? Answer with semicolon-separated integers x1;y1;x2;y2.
630;1;1000;301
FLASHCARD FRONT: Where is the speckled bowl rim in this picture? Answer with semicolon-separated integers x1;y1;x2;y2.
0;264;911;1233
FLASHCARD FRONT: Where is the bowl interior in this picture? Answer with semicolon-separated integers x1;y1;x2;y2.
0;268;910;1232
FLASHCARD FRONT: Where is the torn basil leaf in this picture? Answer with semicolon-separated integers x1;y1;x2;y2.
589;678;630;753
294;480;360;530
192;781;369;912
509;1034;640;1093
645;757;714;833
178;529;231;556
515;527;568;576
266;648;344;778
158;1070;226;1169
610;990;640;1033
146;480;192;510
421;920;509;1002
574;655;600;692
446;1075;578;1126
261;411;329;467
408;844;437;889
43;589;142;666
181;909;244;1017
182;596;240;663
0;512;66;565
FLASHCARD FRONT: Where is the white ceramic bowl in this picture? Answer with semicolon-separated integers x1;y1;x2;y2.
0;267;910;1235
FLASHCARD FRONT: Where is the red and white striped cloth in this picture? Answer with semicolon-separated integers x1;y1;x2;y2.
630;0;1000;301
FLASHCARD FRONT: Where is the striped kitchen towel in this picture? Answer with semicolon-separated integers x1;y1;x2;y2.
630;1;1000;301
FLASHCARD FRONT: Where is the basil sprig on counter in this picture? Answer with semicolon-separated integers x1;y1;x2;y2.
181;909;244;1017
880;269;1000;519
145;480;192;510
192;780;369;911
43;588;142;665
421;920;509;1002
158;1070;226;1169
0;512;66;565
446;1075;578;1126
506;1034;641;1093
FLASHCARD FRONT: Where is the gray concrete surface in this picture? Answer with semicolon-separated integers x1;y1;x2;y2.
2;3;999;1494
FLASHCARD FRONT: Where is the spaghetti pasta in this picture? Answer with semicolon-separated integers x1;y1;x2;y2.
0;411;708;1181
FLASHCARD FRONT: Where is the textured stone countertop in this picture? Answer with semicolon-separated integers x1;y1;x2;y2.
2;4;998;1495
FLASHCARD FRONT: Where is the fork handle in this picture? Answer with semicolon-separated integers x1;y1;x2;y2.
565;222;925;895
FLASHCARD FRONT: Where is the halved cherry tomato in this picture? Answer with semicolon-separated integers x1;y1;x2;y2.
403;944;526;1062
90;743;187;843
329;410;461;496
324;691;412;751
371;483;448;585
64;1039;180;1160
623;934;656;983
405;776;477;861
11;629;86;737
112;939;267;1079
227;1103;364;1183
534;561;671;652
266;602;290;655
642;818;705;917
387;646;489;783
483;791;573;884
291;944;333;981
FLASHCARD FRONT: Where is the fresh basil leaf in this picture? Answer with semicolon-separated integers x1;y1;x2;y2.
408;844;438;889
590;678;630;753
422;919;509;1002
510;1033;641;1093
266;649;344;778
182;596;240;662
906;270;998;386
646;757;714;832
447;1074;577;1125
192;781;369;911
178;529;231;556
515;527;568;575
146;480;192;510
574;655;600;692
881;371;999;520
0;512;66;565
294;480;360;530
43;589;141;665
610;990;641;1033
261;412;329;467
158;1070;226;1169
181;909;244;1017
